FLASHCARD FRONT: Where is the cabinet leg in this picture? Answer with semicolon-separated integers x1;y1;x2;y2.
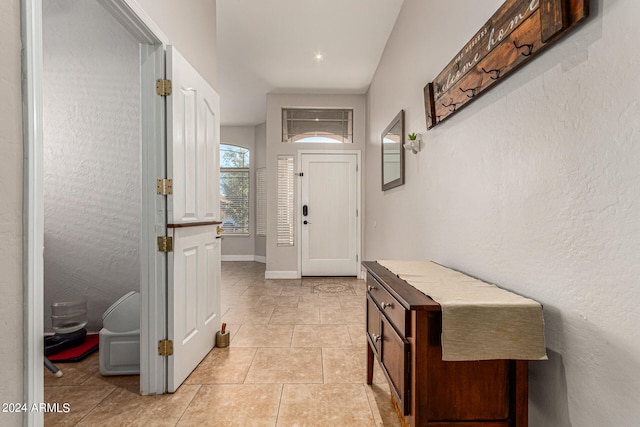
366;343;374;385
513;360;528;427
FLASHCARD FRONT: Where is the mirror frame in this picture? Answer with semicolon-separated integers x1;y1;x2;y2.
381;110;405;191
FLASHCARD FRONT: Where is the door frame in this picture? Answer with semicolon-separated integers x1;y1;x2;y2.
296;150;362;278
99;0;171;397
23;2;169;423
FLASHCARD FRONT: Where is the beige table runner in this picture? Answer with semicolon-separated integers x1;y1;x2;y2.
378;260;547;361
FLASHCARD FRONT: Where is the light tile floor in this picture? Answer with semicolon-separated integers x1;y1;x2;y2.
44;261;401;426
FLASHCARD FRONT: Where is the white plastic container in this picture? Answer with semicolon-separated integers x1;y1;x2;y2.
51;298;88;334
99;291;140;375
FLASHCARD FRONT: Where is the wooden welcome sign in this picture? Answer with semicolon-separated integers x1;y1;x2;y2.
424;0;589;129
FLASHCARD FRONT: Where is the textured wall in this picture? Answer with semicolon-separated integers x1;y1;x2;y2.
0;0;24;423
366;0;640;425
43;0;141;331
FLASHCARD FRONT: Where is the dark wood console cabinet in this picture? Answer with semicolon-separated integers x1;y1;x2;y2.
363;261;528;427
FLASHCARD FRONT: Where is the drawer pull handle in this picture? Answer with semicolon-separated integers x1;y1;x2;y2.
373;334;381;342
381;302;393;309
367;285;377;291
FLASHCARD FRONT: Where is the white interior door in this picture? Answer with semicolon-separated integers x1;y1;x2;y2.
301;153;359;276
166;46;221;392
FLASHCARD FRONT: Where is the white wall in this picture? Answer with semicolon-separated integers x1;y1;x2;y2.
366;0;640;425
0;0;24;424
135;0;217;89
220;126;256;259
43;0;141;331
265;93;366;277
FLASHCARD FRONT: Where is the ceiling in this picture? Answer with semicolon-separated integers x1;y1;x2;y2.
216;0;405;126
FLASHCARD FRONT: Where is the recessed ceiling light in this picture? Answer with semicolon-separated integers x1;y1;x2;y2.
314;52;324;62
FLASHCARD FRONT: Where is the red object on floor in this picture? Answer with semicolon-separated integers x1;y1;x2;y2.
48;334;99;362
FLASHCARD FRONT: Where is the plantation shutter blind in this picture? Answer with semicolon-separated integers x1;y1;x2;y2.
220;170;250;234
276;156;295;246
256;167;266;236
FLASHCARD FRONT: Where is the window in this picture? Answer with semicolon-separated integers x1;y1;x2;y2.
220;144;250;235
276;155;295;246
282;108;353;143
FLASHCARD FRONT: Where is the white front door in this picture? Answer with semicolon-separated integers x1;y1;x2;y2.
301;153;359;276
166;46;221;392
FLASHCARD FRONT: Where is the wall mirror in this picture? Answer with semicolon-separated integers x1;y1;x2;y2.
381;110;405;191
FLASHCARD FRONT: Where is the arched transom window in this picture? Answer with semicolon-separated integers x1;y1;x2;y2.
282;108;353;143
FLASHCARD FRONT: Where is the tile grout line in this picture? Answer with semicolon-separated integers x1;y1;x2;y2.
274;383;284;427
240;347;258;384
173;384;202;426
362;382;380;426
72;384;118;427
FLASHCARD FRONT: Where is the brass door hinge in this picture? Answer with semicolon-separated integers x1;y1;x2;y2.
158;339;173;356
156;79;172;96
156;178;173;195
157;236;173;253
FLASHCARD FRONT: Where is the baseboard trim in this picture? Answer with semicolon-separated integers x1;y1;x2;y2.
221;255;255;262
265;270;300;279
221;255;266;263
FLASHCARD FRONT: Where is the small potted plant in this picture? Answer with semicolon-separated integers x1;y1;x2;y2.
404;132;421;153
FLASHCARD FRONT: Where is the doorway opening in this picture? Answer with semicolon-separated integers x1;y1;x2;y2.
42;0;142;379
24;2;170;422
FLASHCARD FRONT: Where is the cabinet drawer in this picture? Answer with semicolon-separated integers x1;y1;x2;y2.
367;274;409;337
380;314;410;415
366;295;381;356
